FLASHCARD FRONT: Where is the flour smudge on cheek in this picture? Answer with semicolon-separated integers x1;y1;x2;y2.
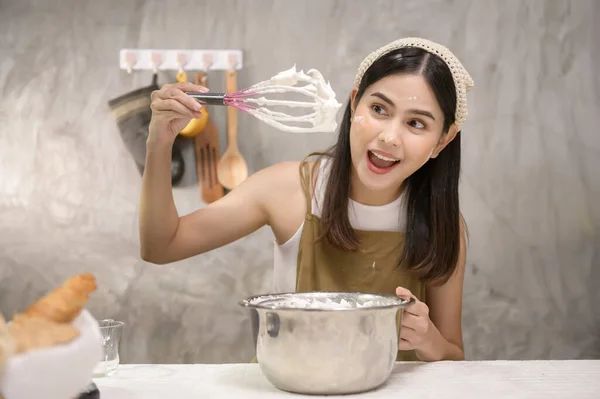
353;115;365;124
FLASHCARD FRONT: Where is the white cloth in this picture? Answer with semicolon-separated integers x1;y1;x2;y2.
0;309;103;399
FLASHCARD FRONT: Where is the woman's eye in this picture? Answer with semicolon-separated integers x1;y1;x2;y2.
371;104;387;115
409;120;426;129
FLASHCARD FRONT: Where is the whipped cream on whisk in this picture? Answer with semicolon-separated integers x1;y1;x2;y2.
229;65;342;133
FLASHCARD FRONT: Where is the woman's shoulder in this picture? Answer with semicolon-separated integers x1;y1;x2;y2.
256;160;302;184
244;160;304;205
250;155;326;212
251;160;310;232
254;153;329;191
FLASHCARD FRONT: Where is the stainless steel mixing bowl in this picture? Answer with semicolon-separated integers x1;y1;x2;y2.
239;291;415;395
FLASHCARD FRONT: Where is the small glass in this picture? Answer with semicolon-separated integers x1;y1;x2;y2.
92;319;124;377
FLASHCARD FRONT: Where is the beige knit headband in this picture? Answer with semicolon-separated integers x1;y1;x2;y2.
353;37;474;129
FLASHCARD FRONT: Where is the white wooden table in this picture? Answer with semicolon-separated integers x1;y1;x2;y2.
93;360;600;398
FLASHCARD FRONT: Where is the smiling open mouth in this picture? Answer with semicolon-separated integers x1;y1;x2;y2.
367;150;400;169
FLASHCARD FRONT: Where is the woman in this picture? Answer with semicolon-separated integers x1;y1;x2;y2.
139;37;474;362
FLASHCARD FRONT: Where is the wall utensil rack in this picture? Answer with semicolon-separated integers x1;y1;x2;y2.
118;49;244;203
119;49;243;73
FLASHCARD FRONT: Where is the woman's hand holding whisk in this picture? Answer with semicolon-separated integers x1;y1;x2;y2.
148;82;209;146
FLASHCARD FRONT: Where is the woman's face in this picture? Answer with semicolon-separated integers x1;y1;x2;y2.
349;73;457;204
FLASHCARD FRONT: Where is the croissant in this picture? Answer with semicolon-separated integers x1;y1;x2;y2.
21;273;97;323
0;313;14;372
8;315;80;354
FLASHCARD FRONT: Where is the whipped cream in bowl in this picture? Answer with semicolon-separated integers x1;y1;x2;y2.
241;291;410;311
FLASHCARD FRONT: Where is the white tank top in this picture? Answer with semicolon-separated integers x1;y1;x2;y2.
272;158;407;292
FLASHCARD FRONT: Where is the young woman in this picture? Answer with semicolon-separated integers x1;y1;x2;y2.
139;37;474;362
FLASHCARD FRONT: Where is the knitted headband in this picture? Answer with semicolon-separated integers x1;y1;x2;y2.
353;37;474;129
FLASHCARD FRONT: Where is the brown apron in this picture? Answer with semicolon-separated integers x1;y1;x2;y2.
251;155;425;362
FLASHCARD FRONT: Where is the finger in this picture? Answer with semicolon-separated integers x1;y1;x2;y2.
400;325;418;341
161;82;209;93
395;286;415;300
401;313;420;329
400;324;417;336
152;98;199;119
414;301;429;317
403;301;428;317
402;313;429;335
177;81;210;93
159;87;205;113
398;338;414;351
400;326;425;348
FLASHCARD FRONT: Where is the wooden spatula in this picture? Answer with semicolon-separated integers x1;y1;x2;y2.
216;55;248;190
194;72;224;203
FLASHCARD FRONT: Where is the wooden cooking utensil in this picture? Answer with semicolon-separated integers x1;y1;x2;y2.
216;55;248;190
194;72;224;203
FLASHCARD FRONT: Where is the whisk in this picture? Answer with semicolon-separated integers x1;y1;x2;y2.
185;65;342;133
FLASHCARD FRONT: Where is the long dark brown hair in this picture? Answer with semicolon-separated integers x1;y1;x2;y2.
316;47;463;285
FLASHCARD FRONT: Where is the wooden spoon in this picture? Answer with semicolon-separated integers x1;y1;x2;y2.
193;72;224;203
217;57;248;190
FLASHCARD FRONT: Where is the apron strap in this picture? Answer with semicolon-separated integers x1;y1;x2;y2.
298;157;313;214
298;152;329;215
